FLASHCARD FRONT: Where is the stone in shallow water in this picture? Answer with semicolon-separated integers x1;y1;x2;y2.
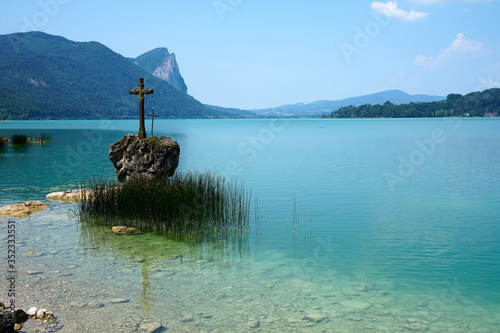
404;319;429;332
289;279;318;288
196;313;213;319
247;319;260;328
0;201;48;218
27;307;39;316
304;313;328;323
68;302;87;308
139;322;162;333
131;258;145;263
166;254;181;260
110;298;129;304
341;289;361;297
112;226;142;235
35;309;48;318
340;300;372;310
86;302;104;309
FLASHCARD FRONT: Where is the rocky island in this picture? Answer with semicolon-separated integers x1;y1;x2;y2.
109;134;180;183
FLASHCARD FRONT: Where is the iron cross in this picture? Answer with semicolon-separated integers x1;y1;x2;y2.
147;108;160;137
129;78;154;139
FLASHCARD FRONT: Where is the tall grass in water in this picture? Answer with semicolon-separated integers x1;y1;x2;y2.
79;171;252;242
36;133;52;143
11;134;28;145
290;198;312;256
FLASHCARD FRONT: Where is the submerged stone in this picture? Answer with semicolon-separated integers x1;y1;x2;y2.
87;302;104;309
112;226;142;235
304;313;328;323
68;302;86;308
110;298;129;304
339;300;372;310
109;134;180;183
139;321;162;333
0;201;48;218
247;319;260;328
289;279;318;288
404;319;429;332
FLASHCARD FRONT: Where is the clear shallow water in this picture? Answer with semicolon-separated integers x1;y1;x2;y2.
1;118;499;332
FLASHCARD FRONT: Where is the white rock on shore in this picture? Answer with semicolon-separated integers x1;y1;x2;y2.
46;189;94;202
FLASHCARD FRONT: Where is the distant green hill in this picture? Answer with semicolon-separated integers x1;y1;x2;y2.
0;32;226;120
204;104;257;117
324;89;500;118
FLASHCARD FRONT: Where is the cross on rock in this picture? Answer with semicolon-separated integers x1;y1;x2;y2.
129;78;154;139
147;108;160;137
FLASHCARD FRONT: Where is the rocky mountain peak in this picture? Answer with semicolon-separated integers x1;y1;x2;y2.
133;48;188;94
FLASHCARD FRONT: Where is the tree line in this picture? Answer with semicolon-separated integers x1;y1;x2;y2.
323;88;500;119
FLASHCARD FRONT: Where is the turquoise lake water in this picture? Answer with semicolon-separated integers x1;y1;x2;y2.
1;118;499;332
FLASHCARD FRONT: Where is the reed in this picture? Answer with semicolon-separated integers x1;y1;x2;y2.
78;171;253;242
11;134;28;145
35;133;52;144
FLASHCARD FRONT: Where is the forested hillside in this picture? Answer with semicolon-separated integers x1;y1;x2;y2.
325;89;500;118
0;32;225;120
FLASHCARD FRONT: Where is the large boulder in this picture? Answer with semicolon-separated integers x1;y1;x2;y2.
0;308;29;333
109;134;180;183
0;201;49;218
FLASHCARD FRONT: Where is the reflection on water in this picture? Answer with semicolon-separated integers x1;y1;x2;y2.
78;217;257;318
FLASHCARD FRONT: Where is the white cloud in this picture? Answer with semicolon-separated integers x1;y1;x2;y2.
479;77;499;88
413;54;434;66
413;33;486;67
371;1;429;21
445;33;484;55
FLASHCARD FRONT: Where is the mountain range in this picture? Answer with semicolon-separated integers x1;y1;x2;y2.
247;90;445;116
0;32;225;120
0;32;457;120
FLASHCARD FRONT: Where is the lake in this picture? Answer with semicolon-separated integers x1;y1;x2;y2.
1;118;499;332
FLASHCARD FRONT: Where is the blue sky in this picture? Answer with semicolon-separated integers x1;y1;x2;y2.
1;0;499;109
